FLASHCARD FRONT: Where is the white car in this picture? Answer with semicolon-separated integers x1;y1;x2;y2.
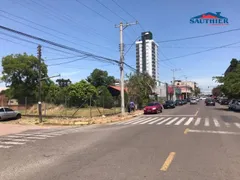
0;107;21;120
190;98;197;105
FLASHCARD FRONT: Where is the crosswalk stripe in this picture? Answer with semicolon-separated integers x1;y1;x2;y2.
148;117;164;124
122;118;144;125
25;137;46;140
16;133;55;138
0;141;25;145
157;117;172;125
234;123;240;129
131;118;151;125
0;145;12;148
184;117;194;126
165;117;179;125
6;135;24;138
213;118;220;127
194;118;201;126
204;118;210;126
225;122;230;127
140;118;157;124
174;117;186;125
0;138;33;142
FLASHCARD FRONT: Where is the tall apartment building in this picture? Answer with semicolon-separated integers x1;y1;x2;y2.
136;31;159;83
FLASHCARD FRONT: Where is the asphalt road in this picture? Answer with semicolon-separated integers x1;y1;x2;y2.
1;100;240;180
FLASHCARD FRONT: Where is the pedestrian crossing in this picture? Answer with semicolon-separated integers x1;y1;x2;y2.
0;127;84;149
114;116;240;129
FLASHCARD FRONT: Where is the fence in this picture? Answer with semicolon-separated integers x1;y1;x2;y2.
1;94;122;118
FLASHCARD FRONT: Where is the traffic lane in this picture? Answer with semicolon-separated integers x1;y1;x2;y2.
0;121;188;180
0;125;113;180
166;129;240;180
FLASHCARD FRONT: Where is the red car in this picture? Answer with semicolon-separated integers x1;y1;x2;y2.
144;102;163;114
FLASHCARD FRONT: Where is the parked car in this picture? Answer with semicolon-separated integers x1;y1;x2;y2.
163;100;175;109
190;98;197;105
0;107;21;120
228;99;240;111
228;99;236;110
182;99;188;104
175;100;183;106
144;102;163;114
220;98;229;105
205;98;215;106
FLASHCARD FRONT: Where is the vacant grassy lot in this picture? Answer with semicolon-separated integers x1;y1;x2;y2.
21;104;121;117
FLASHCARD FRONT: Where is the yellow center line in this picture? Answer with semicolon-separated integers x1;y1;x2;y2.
160;152;176;171
184;128;189;134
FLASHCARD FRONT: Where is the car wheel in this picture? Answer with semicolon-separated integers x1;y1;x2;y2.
16;114;21;119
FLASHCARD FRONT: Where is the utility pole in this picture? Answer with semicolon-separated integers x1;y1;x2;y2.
171;69;181;101
37;45;42;123
184;76;187;99
115;21;138;116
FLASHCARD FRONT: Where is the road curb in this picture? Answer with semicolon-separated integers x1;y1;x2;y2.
41;112;143;126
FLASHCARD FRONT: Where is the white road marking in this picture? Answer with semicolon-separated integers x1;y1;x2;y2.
6;135;24;138
194;118;201;126
184;117;194;126
25;137;46;140
123;118;144;125
148;117;164;124
225;122;230;128
16;134;55;138
131;118;151;125
165;117;179;125
0;141;25;145
0;138;33;142
194;109;199;116
117;118;141;125
188;129;240;135
234;123;240;129
140;118;157;124
204;118;210;126
174;117;186;125
0;145;12;148
213;118;220;127
157;117;172;125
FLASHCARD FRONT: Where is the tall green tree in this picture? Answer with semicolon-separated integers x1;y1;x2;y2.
67;80;97;106
1;53;48;103
193;87;201;96
212;86;222;97
87;69;115;88
97;86;114;108
213;60;240;98
126;73;156;108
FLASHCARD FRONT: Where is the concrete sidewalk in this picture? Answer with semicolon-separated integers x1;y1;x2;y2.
0;124;60;136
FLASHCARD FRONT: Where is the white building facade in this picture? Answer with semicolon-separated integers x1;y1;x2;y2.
136;32;159;83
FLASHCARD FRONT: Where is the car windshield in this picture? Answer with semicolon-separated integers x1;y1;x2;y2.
166;101;173;103
147;102;157;106
191;98;196;100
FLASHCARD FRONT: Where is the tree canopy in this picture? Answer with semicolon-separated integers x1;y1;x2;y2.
126;73;156;108
1;53;48;103
213;59;240;98
87;68;115;88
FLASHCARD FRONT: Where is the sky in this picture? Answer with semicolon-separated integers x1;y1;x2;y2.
0;0;240;93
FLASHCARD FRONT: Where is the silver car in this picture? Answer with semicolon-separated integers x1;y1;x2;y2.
190;98;197;105
0;107;21;120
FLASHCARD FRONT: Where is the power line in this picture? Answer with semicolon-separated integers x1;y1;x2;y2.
157;28;240;43
160;40;240;62
75;0;113;23
124;36;140;56
0;25;119;64
48;56;88;66
0;14;97;52
111;0;145;31
0;9;116;51
14;0;114;43
0;31;79;56
95;0;127;22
